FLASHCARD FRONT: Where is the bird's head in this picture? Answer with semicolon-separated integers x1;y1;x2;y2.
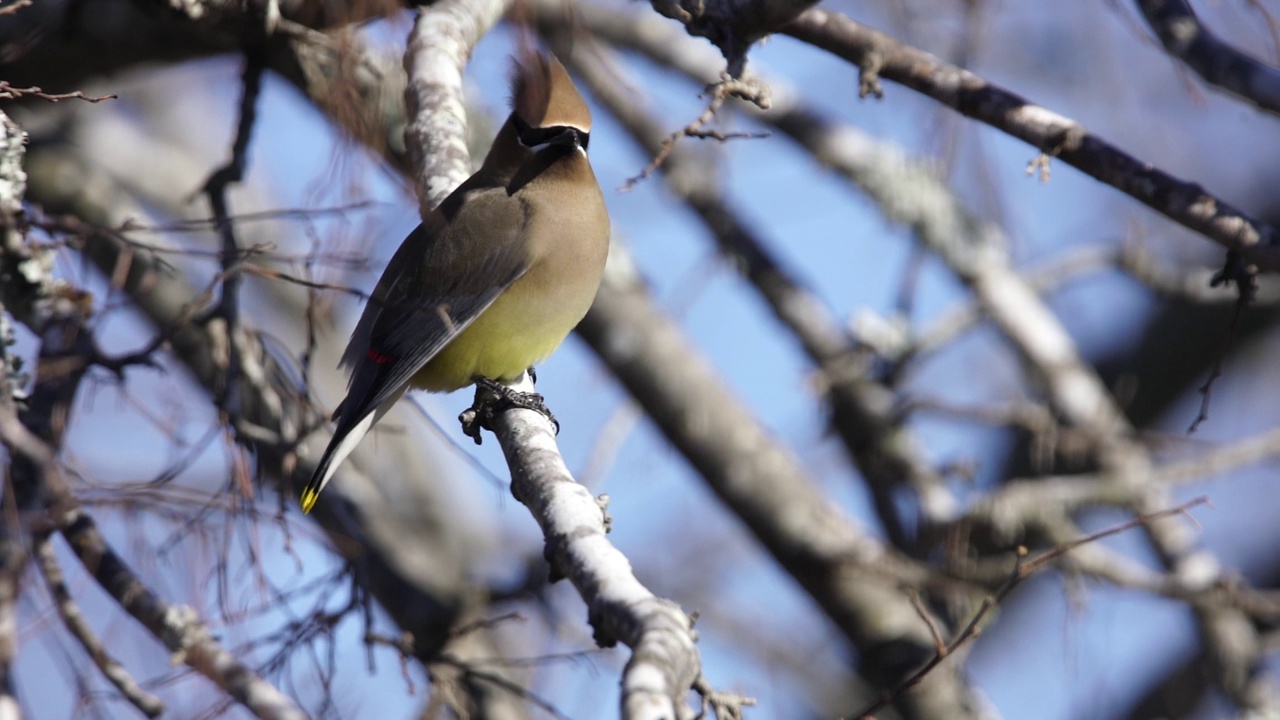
510;51;592;153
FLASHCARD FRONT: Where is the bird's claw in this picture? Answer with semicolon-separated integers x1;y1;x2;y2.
459;378;560;445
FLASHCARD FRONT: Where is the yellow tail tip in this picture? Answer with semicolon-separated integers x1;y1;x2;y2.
300;488;320;514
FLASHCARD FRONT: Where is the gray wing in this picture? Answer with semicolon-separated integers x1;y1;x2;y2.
333;188;529;426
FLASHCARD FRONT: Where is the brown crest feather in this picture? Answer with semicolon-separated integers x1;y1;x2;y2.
510;51;591;132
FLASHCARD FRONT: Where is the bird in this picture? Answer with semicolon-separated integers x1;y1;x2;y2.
300;51;609;514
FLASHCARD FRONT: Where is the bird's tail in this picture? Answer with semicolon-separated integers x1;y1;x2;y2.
301;389;405;513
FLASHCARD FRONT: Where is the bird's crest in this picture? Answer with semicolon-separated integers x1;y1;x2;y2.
510;51;591;133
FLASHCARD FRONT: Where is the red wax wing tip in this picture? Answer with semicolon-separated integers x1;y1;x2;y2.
366;348;393;364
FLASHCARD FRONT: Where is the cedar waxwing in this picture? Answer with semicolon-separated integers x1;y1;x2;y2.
301;52;609;513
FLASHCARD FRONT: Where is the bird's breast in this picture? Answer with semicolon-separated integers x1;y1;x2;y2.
411;182;609;392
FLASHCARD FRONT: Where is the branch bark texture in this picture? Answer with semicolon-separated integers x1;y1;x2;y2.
492;377;701;720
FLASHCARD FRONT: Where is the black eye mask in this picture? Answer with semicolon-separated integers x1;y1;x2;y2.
514;115;590;150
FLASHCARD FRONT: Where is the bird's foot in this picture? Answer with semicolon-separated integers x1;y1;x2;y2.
459;377;560;445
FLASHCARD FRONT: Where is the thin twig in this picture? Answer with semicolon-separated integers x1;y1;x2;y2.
238;264;371;301
199;48;266;426
434;654;576;720
847;497;1210;719
1189;254;1257;432
0;81;115;103
0;344;308;719
621;77;770;191
693;674;757;720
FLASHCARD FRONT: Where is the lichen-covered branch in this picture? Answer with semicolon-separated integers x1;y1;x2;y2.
403;0;508;212
488;376;703;720
0;106;32;720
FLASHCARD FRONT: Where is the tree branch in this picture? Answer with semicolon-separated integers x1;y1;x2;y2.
1136;0;1280;116
401;3;711;716
32;534;165;717
0;144;306;715
489;375;703;720
574;248;985;720
783;9;1280;272
538;11;960;551
647;0;819;76
566;8;1280;714
22;108;488;696
403;0;508;212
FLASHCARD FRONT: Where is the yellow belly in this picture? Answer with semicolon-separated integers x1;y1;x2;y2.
407;271;589;392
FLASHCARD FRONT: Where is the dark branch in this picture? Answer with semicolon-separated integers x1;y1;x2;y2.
783;9;1280;273
1137;0;1280;116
